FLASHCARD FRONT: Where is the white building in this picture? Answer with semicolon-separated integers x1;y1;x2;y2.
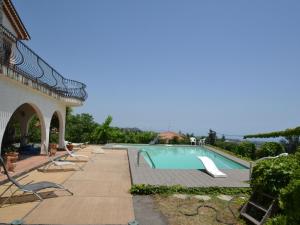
0;0;87;155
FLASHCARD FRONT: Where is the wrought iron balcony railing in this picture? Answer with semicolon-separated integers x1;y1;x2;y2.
0;25;87;101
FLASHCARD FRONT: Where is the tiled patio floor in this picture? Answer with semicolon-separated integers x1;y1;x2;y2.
0;146;134;225
0;151;67;184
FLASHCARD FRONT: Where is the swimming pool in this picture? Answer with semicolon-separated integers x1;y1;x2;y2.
118;144;248;170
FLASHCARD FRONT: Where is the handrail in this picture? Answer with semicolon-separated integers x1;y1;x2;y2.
0;25;87;101
249;153;288;180
137;150;156;168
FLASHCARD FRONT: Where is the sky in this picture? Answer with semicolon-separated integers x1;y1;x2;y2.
13;0;300;137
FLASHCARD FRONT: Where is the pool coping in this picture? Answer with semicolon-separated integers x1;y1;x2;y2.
104;144;250;188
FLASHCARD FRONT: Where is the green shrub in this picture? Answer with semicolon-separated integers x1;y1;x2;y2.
265;215;287;225
256;142;285;159
279;168;300;225
215;141;239;153
214;141;255;159
251;155;298;196
130;184;251;195
237;141;256;159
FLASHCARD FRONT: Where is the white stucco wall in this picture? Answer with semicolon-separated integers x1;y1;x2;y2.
2;12;17;36
0;75;67;154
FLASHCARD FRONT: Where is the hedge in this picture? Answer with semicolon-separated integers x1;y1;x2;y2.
130;184;251;196
251;155;298;196
255;142;285;158
244;126;300;139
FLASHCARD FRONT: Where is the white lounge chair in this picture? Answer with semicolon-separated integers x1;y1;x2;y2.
197;156;227;178
0;157;73;206
42;156;83;171
64;146;89;161
39;143;83;171
65;141;88;149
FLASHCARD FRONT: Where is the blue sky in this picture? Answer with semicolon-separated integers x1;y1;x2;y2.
13;0;300;136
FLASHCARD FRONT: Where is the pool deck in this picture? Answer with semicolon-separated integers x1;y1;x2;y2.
106;144;250;187
0;146;134;225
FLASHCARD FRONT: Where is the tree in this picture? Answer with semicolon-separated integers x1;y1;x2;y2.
92;115;113;144
207;129;217;145
27;115;41;143
65;113;98;143
221;134;226;142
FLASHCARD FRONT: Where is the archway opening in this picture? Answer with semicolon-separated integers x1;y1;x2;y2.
48;111;64;155
1;103;44;159
49;112;60;144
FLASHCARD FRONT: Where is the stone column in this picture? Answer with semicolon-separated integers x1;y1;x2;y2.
40;117;50;155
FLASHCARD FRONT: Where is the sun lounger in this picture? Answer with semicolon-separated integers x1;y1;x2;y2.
64;146;89;161
65;141;89;149
197;156;227;178
42;155;83;171
0;157;73;206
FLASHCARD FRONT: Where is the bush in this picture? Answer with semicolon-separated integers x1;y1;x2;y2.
237;141;256;159
130;184;251;195
251;155;298;196
214;141;256;159
256;142;284;159
215;141;239;153
265;215;287;225
279;168;300;225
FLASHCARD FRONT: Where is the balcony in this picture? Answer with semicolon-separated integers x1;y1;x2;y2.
0;25;87;102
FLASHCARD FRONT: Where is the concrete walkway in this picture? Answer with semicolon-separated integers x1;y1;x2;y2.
0;146;134;225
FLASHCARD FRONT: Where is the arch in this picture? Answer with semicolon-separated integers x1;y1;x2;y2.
0;102;47;155
49;109;66;149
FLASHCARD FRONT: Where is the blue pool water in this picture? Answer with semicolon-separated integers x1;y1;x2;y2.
118;144;247;170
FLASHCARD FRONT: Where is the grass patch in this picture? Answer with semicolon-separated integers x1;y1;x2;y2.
130;184;251;196
153;195;248;225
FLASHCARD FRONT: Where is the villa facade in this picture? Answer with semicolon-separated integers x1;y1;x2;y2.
0;0;87;154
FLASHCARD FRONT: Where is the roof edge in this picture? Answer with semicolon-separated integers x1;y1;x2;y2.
3;0;30;40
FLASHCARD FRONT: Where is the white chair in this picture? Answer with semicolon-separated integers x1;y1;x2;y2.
190;137;197;145
43;156;83;171
64;146;89;161
41;144;83;171
0;157;73;206
199;138;206;146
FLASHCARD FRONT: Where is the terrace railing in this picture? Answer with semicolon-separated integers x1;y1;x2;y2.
0;25;87;101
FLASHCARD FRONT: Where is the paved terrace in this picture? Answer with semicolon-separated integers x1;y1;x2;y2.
106;144;250;187
0;146;134;225
0;151;66;185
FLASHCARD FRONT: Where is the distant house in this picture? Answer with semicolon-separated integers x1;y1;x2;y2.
158;131;184;144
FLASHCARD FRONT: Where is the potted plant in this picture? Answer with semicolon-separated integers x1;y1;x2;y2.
3;145;19;172
3;145;19;162
66;142;73;151
49;143;57;156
